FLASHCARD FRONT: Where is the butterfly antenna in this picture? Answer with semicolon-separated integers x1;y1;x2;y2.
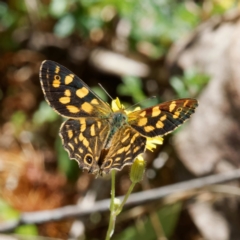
125;96;156;110
98;83;113;100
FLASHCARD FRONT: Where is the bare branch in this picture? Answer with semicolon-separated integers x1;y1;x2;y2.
1;168;240;232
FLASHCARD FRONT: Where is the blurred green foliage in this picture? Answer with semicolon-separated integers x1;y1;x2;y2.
0;199;19;221
11;111;27;134
45;0;202;58
0;200;38;238
56;136;80;181
1;0;236;56
117;76;146;103
33;102;59;126
114;202;182;240
170;69;210;98
15;224;38;236
117;75;160;110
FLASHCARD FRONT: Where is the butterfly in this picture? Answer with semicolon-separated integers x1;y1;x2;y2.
39;60;198;175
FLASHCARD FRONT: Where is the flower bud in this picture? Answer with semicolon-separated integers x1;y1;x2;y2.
130;156;146;183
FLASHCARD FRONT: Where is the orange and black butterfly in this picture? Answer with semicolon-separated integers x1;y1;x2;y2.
40;60;198;175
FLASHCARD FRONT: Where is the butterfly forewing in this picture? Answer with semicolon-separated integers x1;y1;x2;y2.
128;99;198;137
40;60;111;118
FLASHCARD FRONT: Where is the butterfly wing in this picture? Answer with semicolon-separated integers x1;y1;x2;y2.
128;98;198;137
40;60;113;173
40;60;111;118
60;118;110;173
99;125;146;174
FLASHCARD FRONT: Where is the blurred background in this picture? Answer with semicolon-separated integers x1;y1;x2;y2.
1;0;240;239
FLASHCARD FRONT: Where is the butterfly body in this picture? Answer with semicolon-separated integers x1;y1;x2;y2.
40;60;198;175
106;110;128;144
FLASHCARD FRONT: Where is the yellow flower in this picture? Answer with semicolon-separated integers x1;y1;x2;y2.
111;97;123;112
146;136;163;151
111;98;163;152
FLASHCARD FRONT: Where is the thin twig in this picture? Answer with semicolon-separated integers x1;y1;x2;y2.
1;169;240;232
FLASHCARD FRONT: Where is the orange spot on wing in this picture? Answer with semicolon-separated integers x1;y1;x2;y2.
97;121;101;129
81;102;93;113
160;115;167;121
156;120;164;128
55;66;60;73
173;111;180;119
144;126;155;132
59;97;70;104
83;138;89;147
79;133;84;141
53;79;60;88
183;100;189;107
67;105;80;113
76;87;89;98
121;133;130;143
117;148;125;155
68;130;73;139
169;101;176;112
139;111;146;117
64;89;71;97
91;99;99;104
152;106;161;117
90;124;96;136
138;118;148;126
130;133;140;144
65;74;74;84
68;143;74;150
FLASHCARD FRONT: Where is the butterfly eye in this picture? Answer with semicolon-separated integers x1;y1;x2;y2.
123;115;127;121
84;154;93;165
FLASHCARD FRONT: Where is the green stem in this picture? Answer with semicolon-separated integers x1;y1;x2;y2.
105;171;137;239
116;182;136;215
110;170;115;209
105;170;116;240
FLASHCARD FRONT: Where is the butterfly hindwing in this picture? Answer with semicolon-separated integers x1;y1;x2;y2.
40;60;111;118
128;99;198;137
60;118;110;173
100;125;146;174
